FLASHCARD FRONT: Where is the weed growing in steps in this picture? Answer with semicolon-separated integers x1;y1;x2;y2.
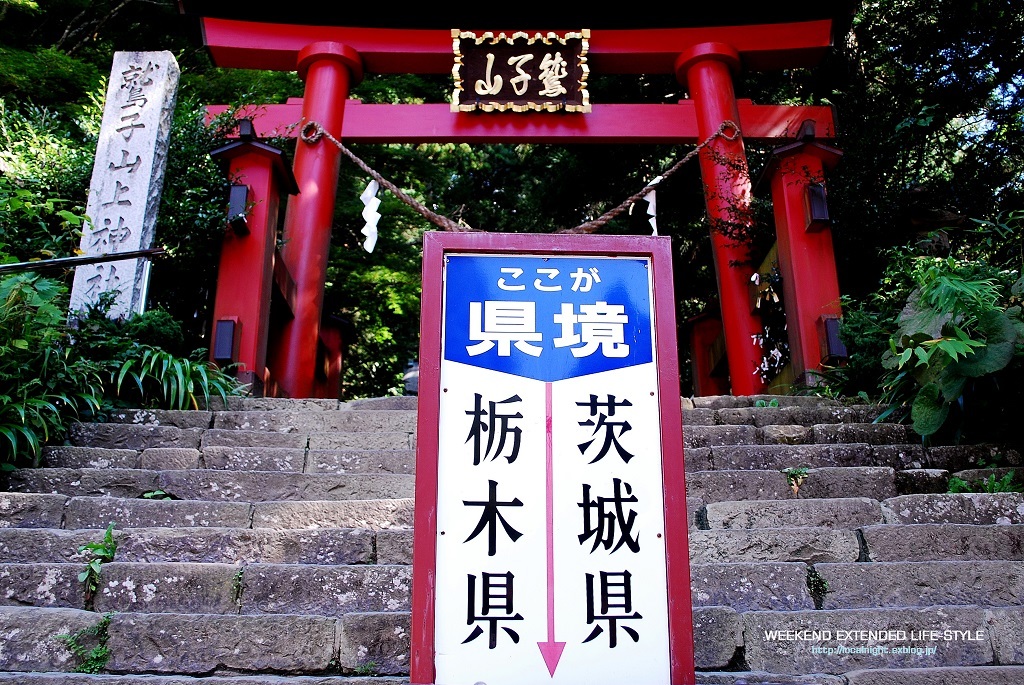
56;612;115;674
78;522;116;611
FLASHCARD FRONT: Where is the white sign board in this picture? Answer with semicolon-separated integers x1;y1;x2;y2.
414;234;694;685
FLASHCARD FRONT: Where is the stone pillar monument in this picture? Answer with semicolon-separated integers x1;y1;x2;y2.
70;51;180;318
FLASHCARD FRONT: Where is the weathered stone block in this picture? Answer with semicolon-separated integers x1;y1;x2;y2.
683;408;717;426
761;424;813;445
690;562;813;611
696;673;845;684
139;448;201;470
895;469;949;495
213;410;319;432
817;561;1024;609
201;446;304;472
156;470;415;502
686;470;790;503
704;498;883;529
684;425;759;449
251;499;414;531
924;444;1021;470
812;423;908;445
861;524;1024;562
106;613;338;673
337;611;410;675
0;564;84;609
689;529;861;564
306;449;415;475
797;468;897;501
307;432;412;450
42;446;139;470
869;445;927;470
986;607;1024;665
94;562;240;614
346;396;417;410
0;529;108;563
375;529;414;564
4;468;159;499
106;409;212;429
243;564;411;615
691;606;742;669
881;493;1024;524
318;410;417;433
114;527;374;565
64;497;252;530
200;429;308;449
69;423;202;450
0;492;67;528
0;606;103;672
684;447;713;471
743;607;992;674
710;444;872;471
845;666;1024;684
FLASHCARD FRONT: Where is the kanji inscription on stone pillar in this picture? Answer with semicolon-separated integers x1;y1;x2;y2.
70;51;180;318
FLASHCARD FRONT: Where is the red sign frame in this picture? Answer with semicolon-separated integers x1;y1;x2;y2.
411;232;694;684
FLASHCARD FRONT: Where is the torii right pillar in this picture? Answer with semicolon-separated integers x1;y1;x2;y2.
764;125;844;384
676;43;766;395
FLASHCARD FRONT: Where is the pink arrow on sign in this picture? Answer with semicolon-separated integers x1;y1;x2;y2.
538;382;566;676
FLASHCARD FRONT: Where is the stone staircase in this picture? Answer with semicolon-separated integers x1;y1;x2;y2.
0;394;1022;684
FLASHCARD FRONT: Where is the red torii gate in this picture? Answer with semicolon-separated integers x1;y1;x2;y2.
186;11;845;399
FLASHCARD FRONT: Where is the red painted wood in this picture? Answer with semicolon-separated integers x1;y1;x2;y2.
649;237;697;685
411;232;444;685
200;18;834;74
272;43;360;399
411;232;695;684
209;150;281;388
769;147;843;383
206;101;835;144
677;45;766;395
688;314;730;397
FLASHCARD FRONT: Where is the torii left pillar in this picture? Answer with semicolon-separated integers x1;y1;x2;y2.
676;43;766;395
271;42;363;398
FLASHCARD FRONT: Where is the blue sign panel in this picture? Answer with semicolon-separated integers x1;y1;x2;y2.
443;255;654;382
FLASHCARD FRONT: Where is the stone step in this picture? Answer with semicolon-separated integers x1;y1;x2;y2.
45;605;1005;678
689;394;844;409
815;560;1024;609
689;528;862;564
211;410;417;434
881;493;1024;524
0;492;67;528
686;467;898;502
91;563;413;615
0;560;824;615
703;497;885;529
713;404;881;427
0;494;413;531
0;527;394;565
0;675;406;684
861;524;1024;561
4;468;415;502
844;666;1024;684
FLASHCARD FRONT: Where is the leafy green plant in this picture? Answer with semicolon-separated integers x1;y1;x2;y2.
55;612;114;674
755;398;780;408
231;569;244;610
806;567;830;610
782;467;809;495
0;273;103;467
140;489;174;500
879;257;1023;439
78;522;117;611
948;472;1024;494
